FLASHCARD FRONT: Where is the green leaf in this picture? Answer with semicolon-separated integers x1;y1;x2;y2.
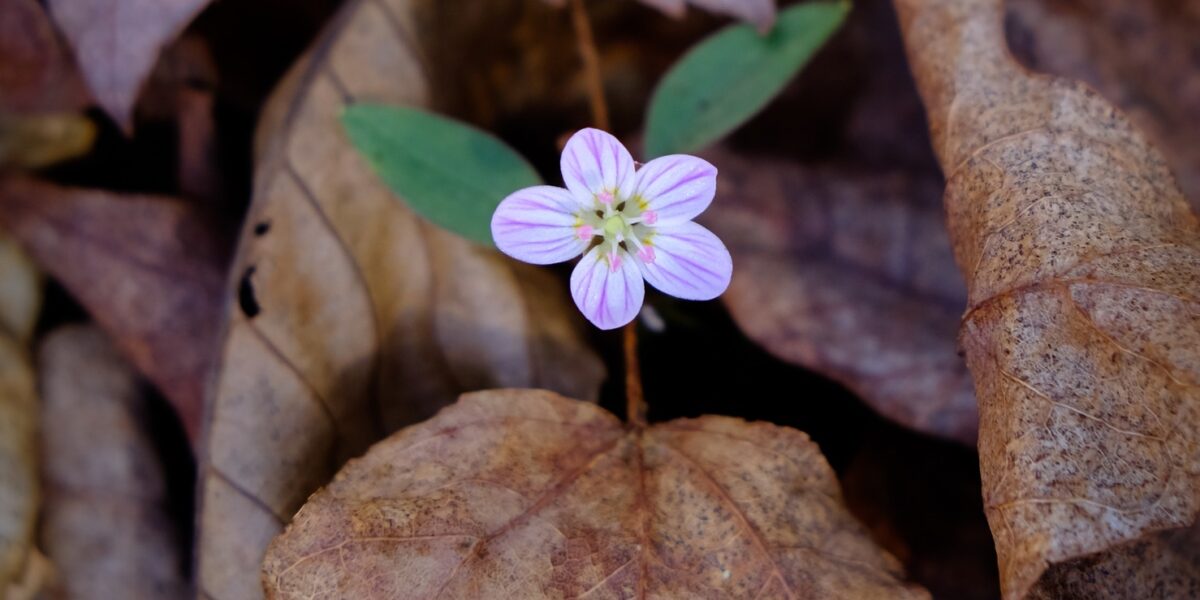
341;105;541;246
644;0;850;158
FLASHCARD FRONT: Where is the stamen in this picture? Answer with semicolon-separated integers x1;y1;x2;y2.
597;190;614;204
642;210;658;225
637;245;656;263
608;251;623;272
576;224;593;240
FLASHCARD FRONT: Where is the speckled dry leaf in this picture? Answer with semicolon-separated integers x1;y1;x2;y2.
45;0;210;131
0;234;39;593
895;0;1200;597
0;176;225;444
701;0;975;443
195;1;605;598
0;0;90;114
1005;0;1200;212
703;150;975;444
38;325;189;599
263;389;928;599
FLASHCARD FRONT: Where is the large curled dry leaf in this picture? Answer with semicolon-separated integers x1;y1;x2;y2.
896;0;1200;597
45;0;211;130
0;0;90;114
1005;0;1200;212
195;1;605;598
264;389;929;599
0;176;226;443
702;0;975;443
0;235;40;593
38;325;189;599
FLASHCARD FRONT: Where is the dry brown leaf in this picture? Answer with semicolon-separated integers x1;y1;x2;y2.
703;151;975;444
895;0;1200;597
263;389;929;599
38;325;189;599
45;0;211;131
0;235;40;593
0;0;90;114
1005;0;1200;212
0;113;96;170
0;176;226;443
701;0;975;443
195;1;605;598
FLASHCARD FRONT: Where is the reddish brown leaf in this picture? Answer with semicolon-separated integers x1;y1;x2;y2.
263;389;929;599
544;0;775;29
896;0;1200;597
38;325;190;599
1005;0;1200;212
194;1;605;598
0;176;226;443
45;0;211;131
702;0;975;443
704;151;975;444
0;0;90;114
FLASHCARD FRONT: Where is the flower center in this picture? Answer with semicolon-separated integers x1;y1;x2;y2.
603;215;625;237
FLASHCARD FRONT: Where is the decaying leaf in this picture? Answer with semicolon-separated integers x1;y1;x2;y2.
0;113;96;169
45;0;212;131
1005;0;1200;211
702;0;975;444
896;0;1200;597
38;325;189;599
0;235;40;593
264;389;929;599
0;0;90;114
0;176;227;443
704;151;975;444
195;1;605;597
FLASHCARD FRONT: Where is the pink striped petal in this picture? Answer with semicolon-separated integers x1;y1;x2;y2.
561;128;636;205
491;185;588;265
633;155;717;224
570;246;645;330
637;221;731;300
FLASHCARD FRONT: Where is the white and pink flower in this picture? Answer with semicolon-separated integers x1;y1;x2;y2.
491;128;732;330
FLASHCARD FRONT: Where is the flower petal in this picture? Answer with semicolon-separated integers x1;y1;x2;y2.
637;221;731;300
570;246;645;330
561;128;636;205
491;185;588;265
633;155;717;224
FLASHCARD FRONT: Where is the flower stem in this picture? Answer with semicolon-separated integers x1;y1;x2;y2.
568;0;610;131
623;322;647;427
569;0;644;426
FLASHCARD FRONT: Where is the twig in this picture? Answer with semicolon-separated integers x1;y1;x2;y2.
623;322;647;427
568;0;610;130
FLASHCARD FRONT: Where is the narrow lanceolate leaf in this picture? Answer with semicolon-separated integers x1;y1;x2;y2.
896;0;1200;597
342;105;541;246
195;1;604;598
264;390;930;599
644;0;849;158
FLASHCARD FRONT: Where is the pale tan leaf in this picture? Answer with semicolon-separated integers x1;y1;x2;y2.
895;0;1200;597
195;1;605;598
38;325;189;599
263;389;929;599
45;0;211;131
638;0;776;29
0;237;39;592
